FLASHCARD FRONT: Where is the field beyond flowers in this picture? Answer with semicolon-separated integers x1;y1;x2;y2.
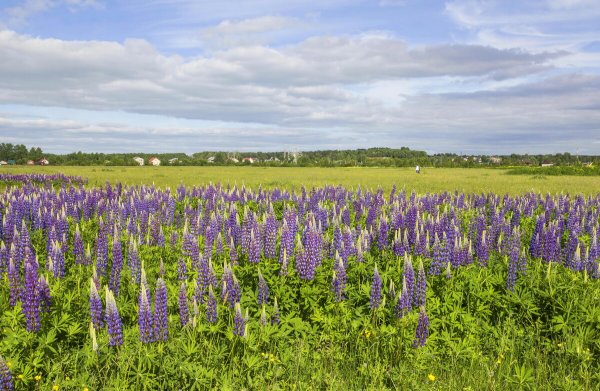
0;173;599;390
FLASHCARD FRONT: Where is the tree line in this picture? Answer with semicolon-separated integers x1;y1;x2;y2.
1;143;598;167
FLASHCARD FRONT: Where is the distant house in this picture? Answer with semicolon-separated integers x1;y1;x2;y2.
541;163;554;167
207;156;215;163
228;157;239;163
7;160;15;165
133;157;144;166
37;158;49;166
168;158;179;164
27;160;35;165
0;161;7;165
242;157;256;164
149;157;161;166
489;156;502;164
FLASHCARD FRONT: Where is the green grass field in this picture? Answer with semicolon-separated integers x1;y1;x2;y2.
2;165;599;194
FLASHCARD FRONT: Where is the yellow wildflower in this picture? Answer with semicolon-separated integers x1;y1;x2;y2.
17;374;24;380
35;375;41;381
428;374;436;381
52;385;59;391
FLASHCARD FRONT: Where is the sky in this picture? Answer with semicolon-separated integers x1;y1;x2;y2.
0;0;599;154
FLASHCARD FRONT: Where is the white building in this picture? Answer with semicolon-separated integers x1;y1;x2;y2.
149;157;161;166
133;157;144;166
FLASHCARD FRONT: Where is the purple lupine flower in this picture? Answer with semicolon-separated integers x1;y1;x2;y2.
264;213;277;259
271;297;280;325
178;282;189;327
177;258;187;281
233;302;246;337
370;264;382;310
220;263;241;308
506;229;520;291
257;269;269;306
22;259;41;332
206;285;217;323
0;355;13;391
7;259;20;307
331;253;347;302
95;227;108;276
476;230;489;266
248;229;261;264
73;225;85;265
109;234;123;296
90;278;104;329
51;241;65;278
105;287;123;347
38;275;51;313
154;277;169;341
138;283;153;343
413;306;429;348
394;276;411;318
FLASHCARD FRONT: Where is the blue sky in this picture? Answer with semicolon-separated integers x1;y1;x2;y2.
0;0;599;154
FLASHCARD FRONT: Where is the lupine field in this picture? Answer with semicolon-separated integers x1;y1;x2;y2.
0;173;599;390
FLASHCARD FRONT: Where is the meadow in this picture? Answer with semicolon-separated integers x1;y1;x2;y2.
0;169;599;390
2;165;600;195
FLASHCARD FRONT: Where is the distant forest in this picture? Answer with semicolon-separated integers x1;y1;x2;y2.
0;143;598;168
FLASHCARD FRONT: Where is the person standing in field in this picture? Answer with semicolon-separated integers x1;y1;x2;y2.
416;165;420;174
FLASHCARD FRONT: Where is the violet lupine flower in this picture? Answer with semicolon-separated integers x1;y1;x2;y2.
154;278;169;341
138;283;153;343
206;285;217;324
429;237;444;275
233;302;246;337
37;275;51;313
51;241;65;279
109;235;123;296
178;282;189;327
506;230;520;291
0;355;13;391
177;258;188;281
229;236;239;264
413;306;429;348
248;229;261;264
264;213;277;259
370;264;382;310
445;262;452;279
257;269;269;306
394;277;411;318
271;297;280;325
22;259;41;332
105;287;123;347
90;278;104;330
73;225;85;265
220;263;241;308
332;254;347;302
7;259;20;307
95;227;108;276
476;230;489;267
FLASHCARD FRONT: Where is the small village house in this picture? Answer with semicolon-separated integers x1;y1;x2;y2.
149;157;161;166
133;157;144;166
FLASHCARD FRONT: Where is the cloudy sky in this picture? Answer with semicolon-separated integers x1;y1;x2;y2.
0;0;599;154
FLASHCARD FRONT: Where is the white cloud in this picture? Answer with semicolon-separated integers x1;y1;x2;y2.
2;0;101;26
